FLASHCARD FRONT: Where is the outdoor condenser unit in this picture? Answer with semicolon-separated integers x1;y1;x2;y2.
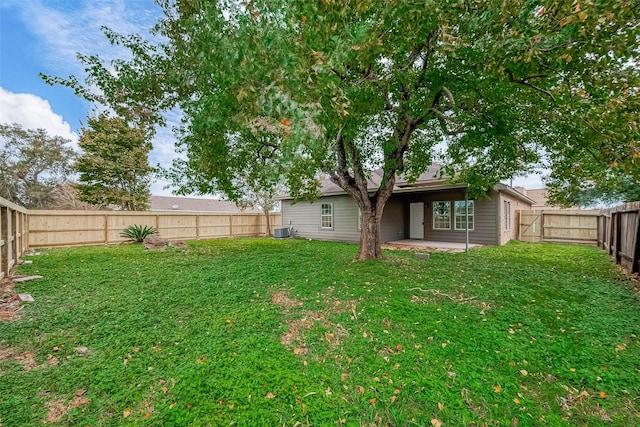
274;227;290;239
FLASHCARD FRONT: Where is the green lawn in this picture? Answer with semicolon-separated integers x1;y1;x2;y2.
1;239;639;426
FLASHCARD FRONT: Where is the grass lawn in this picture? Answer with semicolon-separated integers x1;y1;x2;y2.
1;239;639;426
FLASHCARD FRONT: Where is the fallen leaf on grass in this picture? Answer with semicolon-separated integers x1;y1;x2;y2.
265;392;276;399
123;408;132;418
390;395;397;403
431;418;443;427
494;385;502;393
520;369;528;376
369;397;376;405
513;398;521;404
615;343;627;352
438;402;444;410
599;391;607;399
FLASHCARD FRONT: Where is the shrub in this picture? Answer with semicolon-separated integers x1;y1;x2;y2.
120;224;156;243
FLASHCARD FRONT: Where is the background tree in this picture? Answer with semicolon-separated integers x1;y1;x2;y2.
49;183;98;210
0;123;76;209
46;1;639;258
76;114;152;210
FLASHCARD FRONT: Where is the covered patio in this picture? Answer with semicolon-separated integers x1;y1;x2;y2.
382;239;482;253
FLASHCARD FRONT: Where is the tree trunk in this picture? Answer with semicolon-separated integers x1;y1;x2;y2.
358;208;383;259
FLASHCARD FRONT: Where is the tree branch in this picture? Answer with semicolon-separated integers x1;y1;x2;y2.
508;71;556;102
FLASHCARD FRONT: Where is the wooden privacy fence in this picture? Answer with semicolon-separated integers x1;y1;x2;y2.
28;211;281;248
598;202;640;274
519;210;600;245
0;196;29;280
519;203;640;274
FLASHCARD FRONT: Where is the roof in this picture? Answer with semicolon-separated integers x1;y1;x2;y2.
150;195;261;213
279;164;536;205
292;165;448;198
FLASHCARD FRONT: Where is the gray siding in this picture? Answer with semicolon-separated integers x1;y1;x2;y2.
380;197;405;242
282;189;502;245
282;195;406;243
399;190;499;245
282;196;361;242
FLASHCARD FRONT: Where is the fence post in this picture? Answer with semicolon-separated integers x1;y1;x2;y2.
634;213;640;274
0;207;5;280
614;213;622;264
609;214;615;256
1;206;12;277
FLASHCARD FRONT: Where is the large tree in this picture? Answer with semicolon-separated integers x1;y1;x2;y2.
76;114;152;210
0;123;76;209
46;1;639;258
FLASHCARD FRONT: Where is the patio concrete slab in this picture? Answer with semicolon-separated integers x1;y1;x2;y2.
383;240;482;252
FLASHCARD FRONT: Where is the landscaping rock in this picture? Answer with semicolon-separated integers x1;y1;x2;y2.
143;235;170;250
13;275;43;283
18;294;34;302
143;235;185;250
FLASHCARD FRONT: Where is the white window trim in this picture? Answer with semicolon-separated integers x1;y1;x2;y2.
432;201;451;230
454;200;475;231
321;203;333;230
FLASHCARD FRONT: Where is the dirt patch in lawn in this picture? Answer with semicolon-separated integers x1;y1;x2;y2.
0;278;22;321
273;290;357;356
44;389;92;423
271;291;303;310
0;347;61;372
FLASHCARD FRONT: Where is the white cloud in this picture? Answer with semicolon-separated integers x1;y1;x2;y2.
7;0;162;77
0;87;79;148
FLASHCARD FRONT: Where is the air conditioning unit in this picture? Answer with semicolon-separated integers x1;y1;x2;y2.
274;227;290;239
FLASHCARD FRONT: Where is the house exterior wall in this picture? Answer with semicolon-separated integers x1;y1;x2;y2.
282;190;506;245
497;191;533;244
399;189;499;245
282;196;361;242
380;197;405;242
282;195;405;243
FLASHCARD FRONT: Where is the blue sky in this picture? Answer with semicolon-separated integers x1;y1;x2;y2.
0;0;544;194
0;0;180;194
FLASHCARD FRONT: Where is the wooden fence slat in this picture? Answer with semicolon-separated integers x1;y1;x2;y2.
26;211;282;248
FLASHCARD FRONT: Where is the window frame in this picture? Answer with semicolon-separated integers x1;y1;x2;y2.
503;200;512;231
320;203;334;230
454;200;475;231
432;201;451;230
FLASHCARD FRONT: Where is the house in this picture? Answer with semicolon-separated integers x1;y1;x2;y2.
515;188;580;210
279;166;536;246
150;195;261;213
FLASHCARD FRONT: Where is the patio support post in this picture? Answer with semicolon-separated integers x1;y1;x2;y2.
465;192;469;253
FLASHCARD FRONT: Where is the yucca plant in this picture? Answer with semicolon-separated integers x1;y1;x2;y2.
120;224;156;243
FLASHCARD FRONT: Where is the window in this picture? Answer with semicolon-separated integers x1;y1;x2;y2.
454;200;474;231
432;201;451;230
321;203;333;229
503;201;511;230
